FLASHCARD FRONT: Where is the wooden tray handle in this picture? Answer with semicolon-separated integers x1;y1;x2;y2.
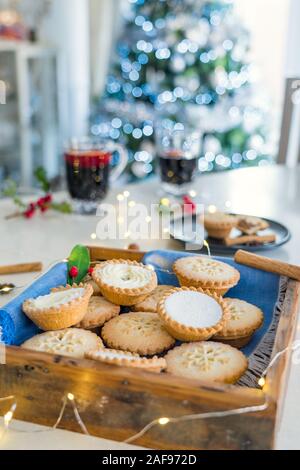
0;262;43;275
234;250;300;281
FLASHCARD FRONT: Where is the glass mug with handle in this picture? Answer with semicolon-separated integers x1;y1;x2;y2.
64;137;128;214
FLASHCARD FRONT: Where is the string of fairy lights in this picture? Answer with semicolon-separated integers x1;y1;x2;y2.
1;342;300;446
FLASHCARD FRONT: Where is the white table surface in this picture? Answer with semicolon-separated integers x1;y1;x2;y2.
0;165;299;450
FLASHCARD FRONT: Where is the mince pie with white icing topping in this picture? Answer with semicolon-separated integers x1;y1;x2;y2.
92;259;157;306
22;284;93;331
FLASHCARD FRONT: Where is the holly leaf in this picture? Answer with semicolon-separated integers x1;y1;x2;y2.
34;167;50;193
67;244;90;285
51;201;73;214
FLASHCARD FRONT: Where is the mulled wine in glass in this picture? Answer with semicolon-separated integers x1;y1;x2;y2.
65;138;128;214
156;128;201;195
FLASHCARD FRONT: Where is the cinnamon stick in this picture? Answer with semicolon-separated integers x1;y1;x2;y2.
224;234;276;247
0;262;43;275
234;250;300;281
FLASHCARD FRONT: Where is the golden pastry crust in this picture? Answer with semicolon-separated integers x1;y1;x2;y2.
82;274;102;295
213;298;264;347
165;341;248;384
237;215;269;235
86;348;166;373
92;259;157;306
204;212;237;239
132;285;173;313
157;287;230;342
21;328;103;358
76;296;120;329
101;311;175;355
173;256;240;295
22;284;93;331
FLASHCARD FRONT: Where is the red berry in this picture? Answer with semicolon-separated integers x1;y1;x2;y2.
69;266;79;278
88;267;94;275
44;194;52;204
24;209;35;219
37;198;45;208
40;205;49;213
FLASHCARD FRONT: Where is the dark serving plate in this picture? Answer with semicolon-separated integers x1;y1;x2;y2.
170;214;291;255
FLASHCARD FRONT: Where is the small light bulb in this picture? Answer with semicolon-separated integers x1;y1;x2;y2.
147;264;155;271
158;417;170;426
67;393;75;401
4;411;13;427
117;194;125;202
123;191;130;198
189;190;197;198
208;205;217;214
258;377;266;388
160;198;170;207
128;200;136;208
90;233;97;240
145;216;152;223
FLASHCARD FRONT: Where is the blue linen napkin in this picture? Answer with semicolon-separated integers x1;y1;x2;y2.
0;262;67;345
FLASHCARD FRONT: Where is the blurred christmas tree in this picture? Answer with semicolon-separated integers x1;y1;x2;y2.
91;0;274;181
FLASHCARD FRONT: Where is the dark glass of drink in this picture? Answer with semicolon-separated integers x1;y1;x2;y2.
156;128;201;195
64;138;128;214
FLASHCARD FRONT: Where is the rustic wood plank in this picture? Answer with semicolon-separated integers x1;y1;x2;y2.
266;280;300;438
0;347;274;450
88;245;145;263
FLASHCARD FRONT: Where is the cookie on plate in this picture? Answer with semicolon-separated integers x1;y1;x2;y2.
76;296;120;329
204;212;237;239
21;328;103;358
86;348;166;373
92;259;157;306
237;216;269;235
132;285;173;313
213;298;264;348
22;284;93;331
158;287;229;342
165;341;248;384
173;256;240;295
101;311;175;355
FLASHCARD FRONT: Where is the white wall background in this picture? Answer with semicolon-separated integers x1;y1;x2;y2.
235;0;290;111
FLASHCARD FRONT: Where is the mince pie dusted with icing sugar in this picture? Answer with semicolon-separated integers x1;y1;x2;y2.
92;259;157;306
158;287;229;342
173;256;240;295
22;284;93;331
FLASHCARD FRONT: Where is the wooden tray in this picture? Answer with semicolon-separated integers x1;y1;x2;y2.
1;246;299;450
